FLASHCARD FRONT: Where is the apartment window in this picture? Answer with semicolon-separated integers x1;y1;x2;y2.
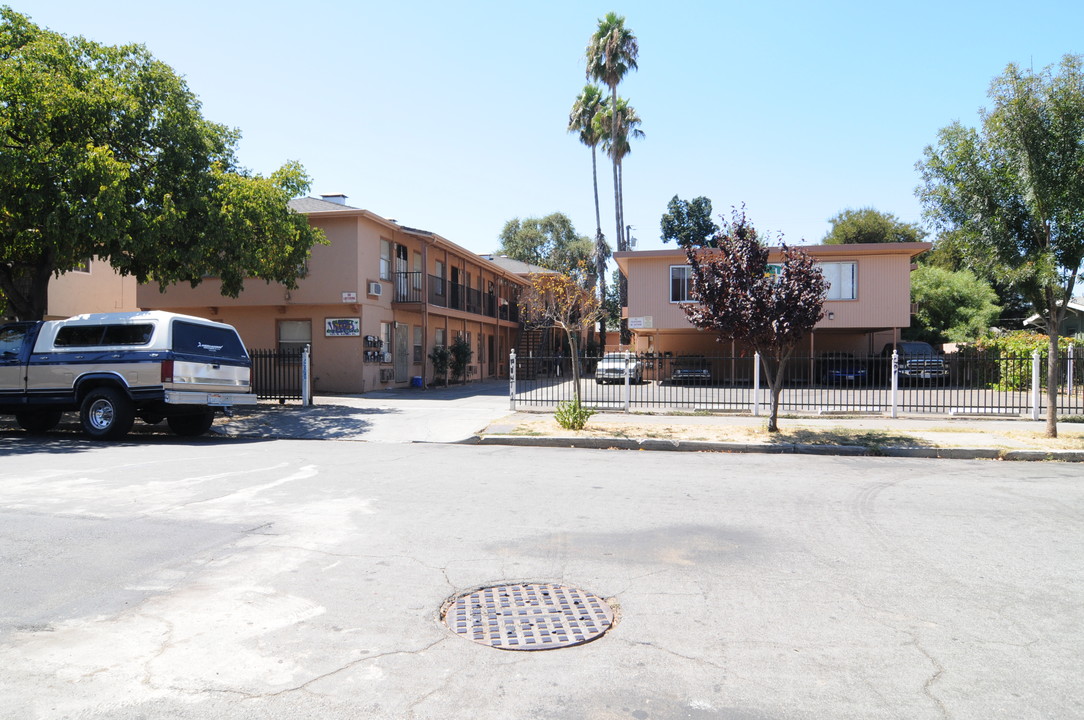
71;257;92;273
413;326;423;363
278;320;312;354
380;322;392;361
413;252;423;290
670;265;694;303
435;260;446;296
435;328;446;348
379;239;391;280
821;261;857;300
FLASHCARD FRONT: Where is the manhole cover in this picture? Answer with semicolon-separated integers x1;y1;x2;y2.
442;583;614;650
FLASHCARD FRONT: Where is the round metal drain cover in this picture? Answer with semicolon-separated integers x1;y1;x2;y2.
443;583;614;650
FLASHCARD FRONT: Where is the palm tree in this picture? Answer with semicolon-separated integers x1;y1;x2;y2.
568;84;610;349
586;12;638;252
595;97;644;248
586;12;638;344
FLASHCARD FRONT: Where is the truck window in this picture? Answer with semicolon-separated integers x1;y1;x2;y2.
0;325;27;356
172;321;248;361
55;323;154;347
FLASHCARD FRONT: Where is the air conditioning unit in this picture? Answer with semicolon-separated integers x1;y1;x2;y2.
379;368;394;383
368;281;383;297
382;352;392;363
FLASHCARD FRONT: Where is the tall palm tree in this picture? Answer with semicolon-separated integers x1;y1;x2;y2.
586;12;638;253
568;84;610;349
595;97;644;250
586;12;638;344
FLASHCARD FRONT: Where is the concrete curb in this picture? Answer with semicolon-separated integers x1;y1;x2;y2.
469;434;1084;462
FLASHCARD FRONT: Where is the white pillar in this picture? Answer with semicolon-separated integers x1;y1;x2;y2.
890;349;899;419
753;351;761;417
302;344;312;406
1031;349;1041;421
509;349;517;411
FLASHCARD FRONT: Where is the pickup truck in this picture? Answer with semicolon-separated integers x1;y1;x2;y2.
0;311;258;440
879;341;949;384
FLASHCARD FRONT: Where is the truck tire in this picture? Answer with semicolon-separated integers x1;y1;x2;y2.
15;410;63;434
79;387;135;440
167;411;215;437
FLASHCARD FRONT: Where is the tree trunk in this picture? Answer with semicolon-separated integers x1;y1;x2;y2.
0;255;55;321
1045;309;1060;438
761;349;792;433
617;160;630;345
591;145;607;351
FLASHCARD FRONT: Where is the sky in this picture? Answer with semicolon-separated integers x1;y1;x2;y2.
15;0;1084;255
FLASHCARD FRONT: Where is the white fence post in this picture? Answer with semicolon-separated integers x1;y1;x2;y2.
302;344;312;406
891;349;899;419
1068;344;1075;396
623;352;631;413
509;349;517;411
752;351;761;417
1031;349;1041;421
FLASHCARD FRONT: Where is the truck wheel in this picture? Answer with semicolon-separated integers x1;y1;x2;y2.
15;410;63;434
80;387;135;440
167;411;215;437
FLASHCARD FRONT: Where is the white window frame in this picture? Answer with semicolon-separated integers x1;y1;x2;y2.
379;239;391;281
821;261;857;301
670;265;694;303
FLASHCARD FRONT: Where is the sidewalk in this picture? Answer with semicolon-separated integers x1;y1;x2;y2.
217;388;1084;461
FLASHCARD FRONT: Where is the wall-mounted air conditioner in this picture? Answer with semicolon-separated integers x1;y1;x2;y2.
368;281;383;296
382;352;392;363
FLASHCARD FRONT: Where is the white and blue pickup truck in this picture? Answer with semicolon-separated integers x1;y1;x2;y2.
0;311;258;440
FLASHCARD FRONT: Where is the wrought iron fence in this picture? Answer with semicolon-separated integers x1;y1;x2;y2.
250;347;305;401
510;350;1084;417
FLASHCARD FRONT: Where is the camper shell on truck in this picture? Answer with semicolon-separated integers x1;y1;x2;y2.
0;311;257;440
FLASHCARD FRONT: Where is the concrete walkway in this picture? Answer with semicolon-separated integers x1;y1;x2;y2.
215;381;1084;461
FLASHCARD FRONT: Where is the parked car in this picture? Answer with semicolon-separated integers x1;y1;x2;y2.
879;341;949;384
816;352;867;385
595;352;643;384
670;355;712;385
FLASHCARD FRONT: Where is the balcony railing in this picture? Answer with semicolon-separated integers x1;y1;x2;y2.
398;272;519;323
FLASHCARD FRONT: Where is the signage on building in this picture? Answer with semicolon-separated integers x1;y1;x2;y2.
628;316;653;329
341;292;358;303
325;318;361;337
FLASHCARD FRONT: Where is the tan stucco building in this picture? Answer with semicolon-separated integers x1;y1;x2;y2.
137;195;528;393
41;259;139;319
614;242;930;358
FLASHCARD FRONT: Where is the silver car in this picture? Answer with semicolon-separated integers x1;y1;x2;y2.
594;352;643;384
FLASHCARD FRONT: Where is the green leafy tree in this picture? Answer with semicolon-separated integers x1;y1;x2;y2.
568;84;612;350
907;265;1001;344
449;335;473;383
497;213;594;282
586;12;639;344
682;208;826;432
822;207;927;245
660;195;720;249
0;9;324;320
918;54;1084;437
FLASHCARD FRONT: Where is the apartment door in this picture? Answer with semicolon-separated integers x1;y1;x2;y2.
488;335;495;376
394;322;409;383
450;267;461;310
395;244;409;300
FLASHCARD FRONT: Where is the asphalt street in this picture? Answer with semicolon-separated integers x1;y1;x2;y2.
0;437;1081;719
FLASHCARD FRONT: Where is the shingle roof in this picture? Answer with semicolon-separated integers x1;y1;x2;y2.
478;254;558;275
288;196;360;213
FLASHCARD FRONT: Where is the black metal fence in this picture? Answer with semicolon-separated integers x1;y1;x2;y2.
511;351;1084;416
250;348;304;401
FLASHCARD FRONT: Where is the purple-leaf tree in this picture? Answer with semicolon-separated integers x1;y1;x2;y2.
683;208;826;432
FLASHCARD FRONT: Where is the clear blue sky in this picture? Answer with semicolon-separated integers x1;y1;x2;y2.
17;0;1084;253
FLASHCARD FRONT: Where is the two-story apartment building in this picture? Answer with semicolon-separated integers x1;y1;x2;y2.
614;242;930;361
138;195;527;393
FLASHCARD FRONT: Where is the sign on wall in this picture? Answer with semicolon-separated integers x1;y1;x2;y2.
325;318;361;337
628;316;654;329
341;292;358;303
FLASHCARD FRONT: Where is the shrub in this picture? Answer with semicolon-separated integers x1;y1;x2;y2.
428;345;450;385
449;335;473;382
555;398;595;431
